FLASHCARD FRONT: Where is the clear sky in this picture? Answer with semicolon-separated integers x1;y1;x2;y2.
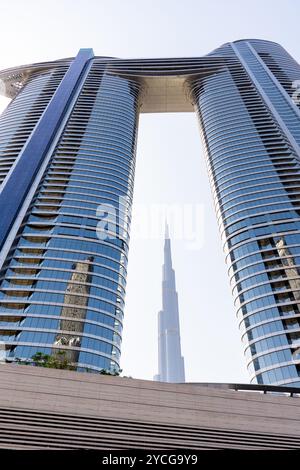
0;0;299;383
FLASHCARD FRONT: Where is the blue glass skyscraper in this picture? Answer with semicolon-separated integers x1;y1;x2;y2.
191;40;300;387
0;49;142;372
0;40;300;385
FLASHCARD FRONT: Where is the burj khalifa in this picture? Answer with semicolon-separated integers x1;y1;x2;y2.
154;224;185;383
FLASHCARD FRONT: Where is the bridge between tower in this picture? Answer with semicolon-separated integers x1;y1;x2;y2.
0;56;227;113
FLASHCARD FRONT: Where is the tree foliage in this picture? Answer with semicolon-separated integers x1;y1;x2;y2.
15;352;122;375
15;351;76;370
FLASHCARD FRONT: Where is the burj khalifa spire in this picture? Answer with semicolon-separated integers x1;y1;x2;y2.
154;223;185;383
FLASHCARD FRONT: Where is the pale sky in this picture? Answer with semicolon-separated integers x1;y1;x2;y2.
0;0;299;383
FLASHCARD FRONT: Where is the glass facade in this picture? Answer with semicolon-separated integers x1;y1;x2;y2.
0;56;142;372
1;40;300;383
191;40;300;386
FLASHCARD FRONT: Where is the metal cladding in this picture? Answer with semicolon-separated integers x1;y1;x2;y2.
0;40;300;384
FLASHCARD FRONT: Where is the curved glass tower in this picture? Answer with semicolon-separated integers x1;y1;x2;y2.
190;40;300;387
1;40;300;384
0;50;142;373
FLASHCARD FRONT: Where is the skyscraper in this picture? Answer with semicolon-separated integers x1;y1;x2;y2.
154;224;185;383
0;40;300;385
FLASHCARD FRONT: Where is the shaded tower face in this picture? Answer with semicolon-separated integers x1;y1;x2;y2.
1;41;300;383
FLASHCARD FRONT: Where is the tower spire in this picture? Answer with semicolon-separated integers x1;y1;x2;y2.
154;225;185;383
165;219;170;239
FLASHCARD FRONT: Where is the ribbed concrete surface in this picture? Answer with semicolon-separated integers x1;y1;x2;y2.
0;364;299;449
